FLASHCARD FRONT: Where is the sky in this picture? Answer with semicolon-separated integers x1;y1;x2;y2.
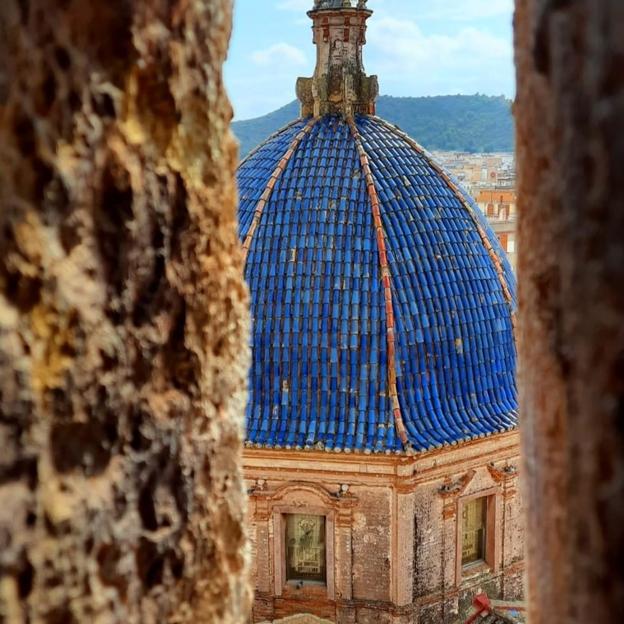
224;0;515;121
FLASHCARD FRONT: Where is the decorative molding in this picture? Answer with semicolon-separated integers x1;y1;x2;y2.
438;469;477;500
297;3;377;117
255;498;271;523
254;482;359;603
442;501;457;521
454;487;501;587
272;507;337;600
248;478;268;494
487;464;518;500
487;463;518;485
503;487;517;501
336;507;354;529
395;481;416;495
253;481;357;510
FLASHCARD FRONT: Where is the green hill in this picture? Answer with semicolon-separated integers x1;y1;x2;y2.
233;94;514;157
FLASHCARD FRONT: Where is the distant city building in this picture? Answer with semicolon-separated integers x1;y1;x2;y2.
238;2;523;623
432;152;514;194
475;189;517;270
433;152;518;270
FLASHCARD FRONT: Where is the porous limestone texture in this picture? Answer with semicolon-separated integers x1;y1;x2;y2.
0;0;250;622
515;0;624;622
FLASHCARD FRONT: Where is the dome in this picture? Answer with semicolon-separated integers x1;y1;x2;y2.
236;3;517;454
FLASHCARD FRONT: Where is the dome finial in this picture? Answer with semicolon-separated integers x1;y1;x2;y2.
297;0;378;118
312;0;368;8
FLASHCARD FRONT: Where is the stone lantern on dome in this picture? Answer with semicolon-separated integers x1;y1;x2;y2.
297;0;377;117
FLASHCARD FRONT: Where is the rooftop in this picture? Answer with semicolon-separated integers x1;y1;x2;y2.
238;115;517;454
237;0;517;455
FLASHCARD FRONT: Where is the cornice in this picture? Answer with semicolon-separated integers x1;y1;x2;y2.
243;430;521;487
249;480;357;509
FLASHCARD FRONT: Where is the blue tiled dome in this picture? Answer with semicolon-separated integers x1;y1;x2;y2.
237;115;517;454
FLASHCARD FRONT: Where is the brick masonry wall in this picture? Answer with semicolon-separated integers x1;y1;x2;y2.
413;456;524;624
245;432;524;624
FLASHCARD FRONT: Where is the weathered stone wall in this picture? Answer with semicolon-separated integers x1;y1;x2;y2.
413;449;524;624
296;8;378;117
247;472;396;624
351;487;392;605
0;0;250;622
515;0;624;622
245;433;522;624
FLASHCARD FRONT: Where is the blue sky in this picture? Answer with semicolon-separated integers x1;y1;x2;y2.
225;0;515;120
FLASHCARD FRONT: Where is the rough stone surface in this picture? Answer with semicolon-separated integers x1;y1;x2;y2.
515;0;624;622
0;0;250;622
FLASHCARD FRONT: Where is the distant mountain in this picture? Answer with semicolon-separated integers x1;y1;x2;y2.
232;94;514;157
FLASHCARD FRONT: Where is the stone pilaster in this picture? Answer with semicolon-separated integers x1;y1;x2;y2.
251;497;275;622
395;489;415;607
254;497;274;595
335;499;356;624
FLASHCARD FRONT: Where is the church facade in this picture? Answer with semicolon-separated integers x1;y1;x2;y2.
237;2;524;622
246;437;523;624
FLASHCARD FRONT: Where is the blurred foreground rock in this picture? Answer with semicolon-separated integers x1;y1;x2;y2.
0;0;250;622
516;0;624;622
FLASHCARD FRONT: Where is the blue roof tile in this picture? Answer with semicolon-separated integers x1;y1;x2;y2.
237;115;517;453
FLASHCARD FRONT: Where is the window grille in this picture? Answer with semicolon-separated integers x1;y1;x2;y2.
285;514;326;583
462;498;487;566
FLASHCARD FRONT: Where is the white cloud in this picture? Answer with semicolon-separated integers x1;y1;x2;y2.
359;0;513;21
367;16;512;94
369;17;510;62
250;43;307;67
276;0;311;11
415;0;512;21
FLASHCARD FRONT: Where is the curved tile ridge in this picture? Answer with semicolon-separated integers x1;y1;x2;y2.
238;118;303;169
347;118;410;449
372;116;517;328
241;118;317;260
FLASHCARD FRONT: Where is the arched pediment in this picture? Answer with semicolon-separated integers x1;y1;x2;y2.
261;615;333;624
438;466;503;500
264;481;354;509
